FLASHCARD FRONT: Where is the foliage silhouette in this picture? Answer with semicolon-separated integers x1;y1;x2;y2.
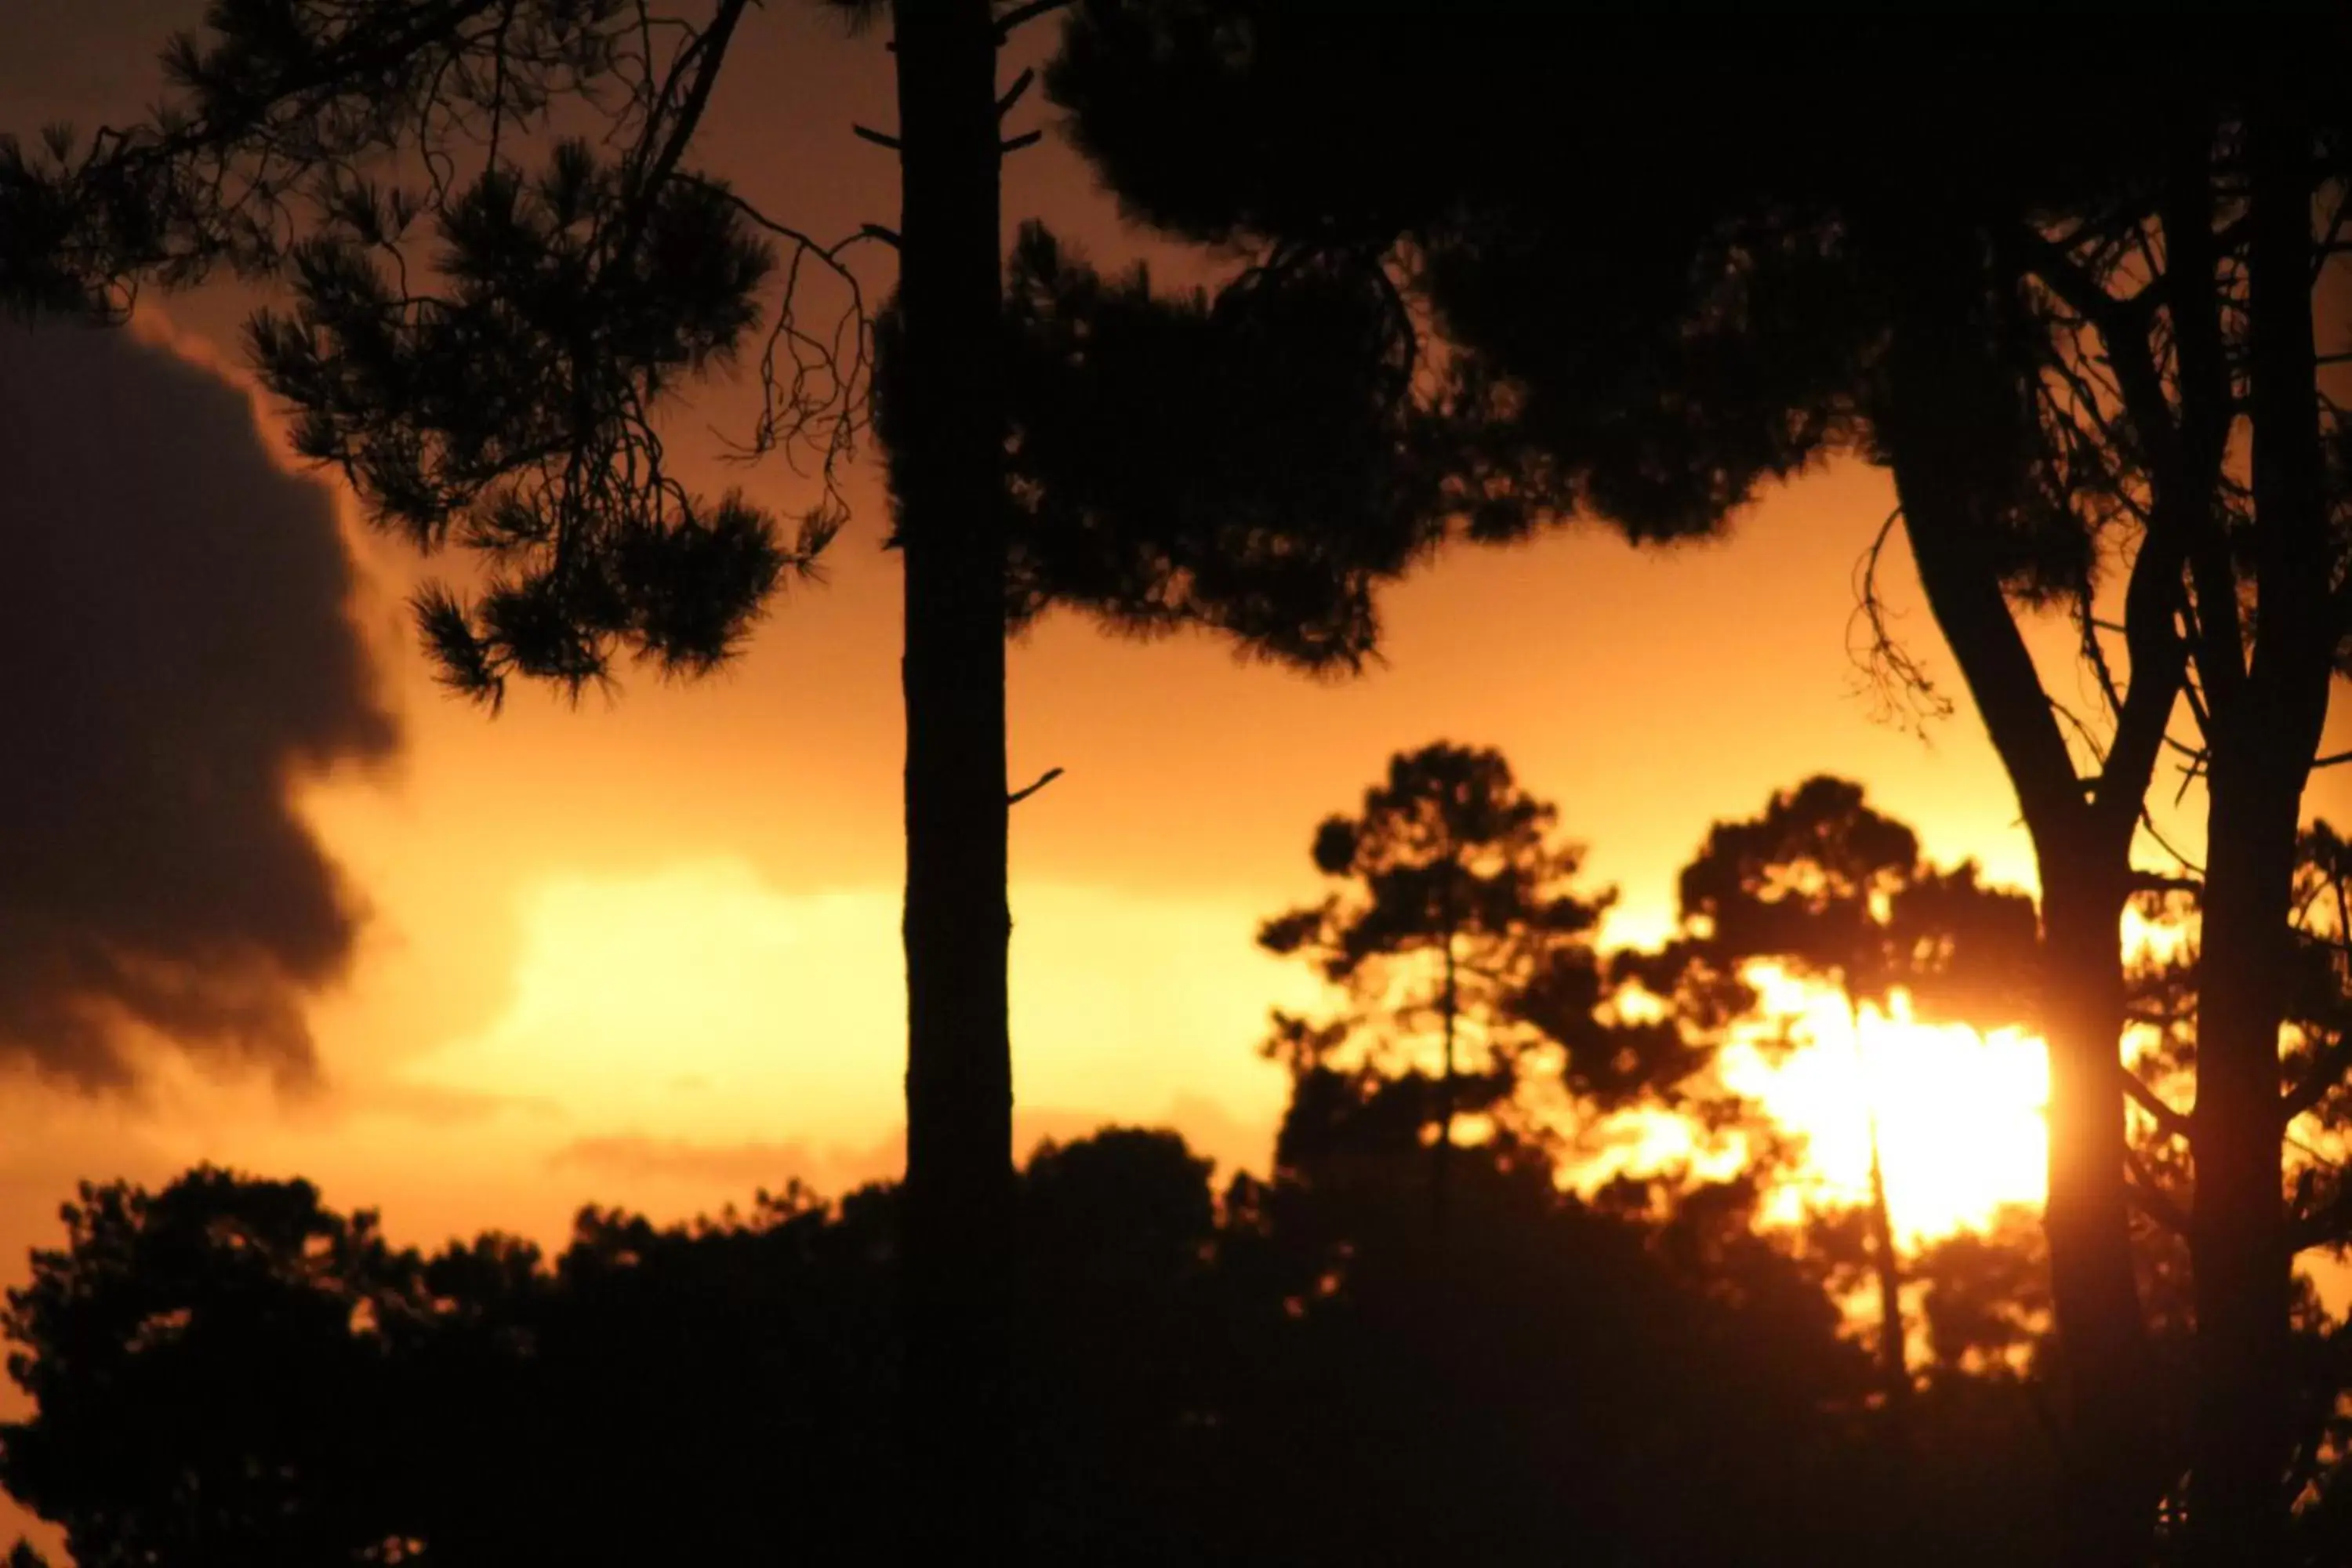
1650;775;2039;1413
1270;742;1618;1213
1257;742;1698;1232
1047;11;2352;1557
0;1120;2097;1566
0;1169;424;1567
993;222;1433;666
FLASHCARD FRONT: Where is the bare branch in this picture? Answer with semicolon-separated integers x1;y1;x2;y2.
1007;766;1065;807
1846;507;1955;735
2121;1064;2194;1144
996;67;1035;118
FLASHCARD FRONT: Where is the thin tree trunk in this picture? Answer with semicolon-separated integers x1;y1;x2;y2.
1848;999;1909;1416
2185;105;2331;1568
891;1;1013;1557
1434;924;1457;1238
1865;1115;1909;1415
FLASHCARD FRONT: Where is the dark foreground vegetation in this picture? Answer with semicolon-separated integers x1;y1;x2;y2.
2;1122;2057;1568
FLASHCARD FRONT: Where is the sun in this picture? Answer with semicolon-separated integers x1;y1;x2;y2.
1722;975;2050;1244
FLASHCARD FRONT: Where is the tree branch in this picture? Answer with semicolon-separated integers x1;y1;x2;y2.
1007;766;1065;807
2283;1033;2352;1126
2120;1065;2194;1144
996;67;1035;118
2289;1183;2352;1254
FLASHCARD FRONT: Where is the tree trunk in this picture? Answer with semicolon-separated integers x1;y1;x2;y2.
891;1;1013;1557
1864;1116;1909;1416
2040;865;2162;1566
1434;924;1457;1238
2184;105;2331;1568
2189;764;2299;1568
1850;1000;1909;1419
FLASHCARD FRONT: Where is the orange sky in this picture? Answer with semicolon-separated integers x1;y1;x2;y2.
3;13;2352;1551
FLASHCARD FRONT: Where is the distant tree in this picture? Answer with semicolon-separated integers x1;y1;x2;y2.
1647;775;2038;1412
5;1107;2107;1567
407;1185;902;1565
1258;742;1703;1232
1238;1073;1912;1567
0;1168;426;1568
0;1133;1230;1565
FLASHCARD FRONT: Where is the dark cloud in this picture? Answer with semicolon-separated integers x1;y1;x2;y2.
0;321;397;1088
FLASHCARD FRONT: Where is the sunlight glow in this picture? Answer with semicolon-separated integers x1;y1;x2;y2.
1726;975;2049;1244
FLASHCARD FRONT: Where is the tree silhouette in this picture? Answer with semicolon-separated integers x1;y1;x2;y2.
0;1110;2159;1564
1654;776;2038;1414
1258;742;1704;1232
0;1168;426;1567
1047;13;2351;1555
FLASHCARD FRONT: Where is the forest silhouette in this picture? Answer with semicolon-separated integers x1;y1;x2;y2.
1;2;2350;1563
0;763;2116;1566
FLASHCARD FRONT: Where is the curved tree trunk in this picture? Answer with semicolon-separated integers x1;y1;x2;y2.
1874;212;2165;1560
891;1;1014;1557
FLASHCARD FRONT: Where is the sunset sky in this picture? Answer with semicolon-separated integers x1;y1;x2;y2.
2;20;2349;1531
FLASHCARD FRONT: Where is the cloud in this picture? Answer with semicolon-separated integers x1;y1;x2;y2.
0;321;397;1088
